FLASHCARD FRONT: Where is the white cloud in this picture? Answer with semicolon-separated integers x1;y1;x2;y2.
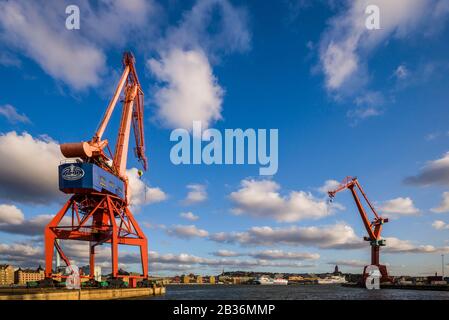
432;220;449;230
319;0;448;92
378;197;420;218
317;179;341;194
148;48;223;130
82;0;157;46
0;134;167;207
210;249;320;261
162;0;250;58
212;250;241;257
147;0;250;130
328;260;368;267
210;223;364;249
0;104;30;124
0;131;62;204
0;1;106;90
183;184;207;204
127;168;167;208
180;211;199;221
393;64;409;80
0;204;24;225
0;242;43;266
0;0;157;91
0;239;111;268
346;107;382;121
166;224;209;239
346;91;385;122
229;179;342;222
404;152;449;186
0;52;21;67
431;192;449;213
249;250;320;261
145;251;312;270
425;132;440;141
383;237;444;254
0;214;68;236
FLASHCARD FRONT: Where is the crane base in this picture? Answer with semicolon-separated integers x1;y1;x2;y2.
44;193;148;281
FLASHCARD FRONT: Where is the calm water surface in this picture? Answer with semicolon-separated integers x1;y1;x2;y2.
142;284;449;300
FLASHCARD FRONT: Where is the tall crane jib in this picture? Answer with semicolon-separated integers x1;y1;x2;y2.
44;52;150;288
328;177;392;284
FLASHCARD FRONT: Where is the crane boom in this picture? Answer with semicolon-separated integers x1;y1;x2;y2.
60;52;148;189
94;65;130;143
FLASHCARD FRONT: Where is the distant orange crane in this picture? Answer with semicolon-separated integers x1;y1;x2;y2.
328;176;391;283
44;52;148;287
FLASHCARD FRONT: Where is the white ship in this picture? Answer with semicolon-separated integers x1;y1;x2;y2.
273;278;288;285
316;275;347;284
254;276;288;285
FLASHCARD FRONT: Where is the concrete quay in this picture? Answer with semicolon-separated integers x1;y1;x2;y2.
0;286;165;300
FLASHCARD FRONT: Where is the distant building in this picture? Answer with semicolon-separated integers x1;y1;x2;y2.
181;274;190;284
396;276;413;285
14;266;45;285
231;276;252;284
208;276;216;284
332;265;343;276
196;275;203;284
288;275;304;282
0;264;14;285
80;265;102;281
427;274;446;285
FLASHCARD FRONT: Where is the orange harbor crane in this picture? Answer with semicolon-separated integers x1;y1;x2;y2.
328;176;391;283
44;52;149;287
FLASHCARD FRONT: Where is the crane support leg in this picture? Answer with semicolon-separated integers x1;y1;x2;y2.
44;228;56;278
45;198;73;278
371;244;380;266
44;193;148;283
89;243;95;280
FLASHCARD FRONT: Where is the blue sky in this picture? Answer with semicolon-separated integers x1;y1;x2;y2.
0;0;449;277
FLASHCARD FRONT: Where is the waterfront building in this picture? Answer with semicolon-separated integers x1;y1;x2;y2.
288;275;304;282
14;266;45;285
196;275;203;284
181;274;190;284
0;264;14;285
80;265;102;281
231;276;252;284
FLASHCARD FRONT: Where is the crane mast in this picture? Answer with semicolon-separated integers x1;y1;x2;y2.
44;52;149;287
60;52;147;200
328;176;391;283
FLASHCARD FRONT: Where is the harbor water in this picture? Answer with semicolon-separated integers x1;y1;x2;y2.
139;284;449;300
